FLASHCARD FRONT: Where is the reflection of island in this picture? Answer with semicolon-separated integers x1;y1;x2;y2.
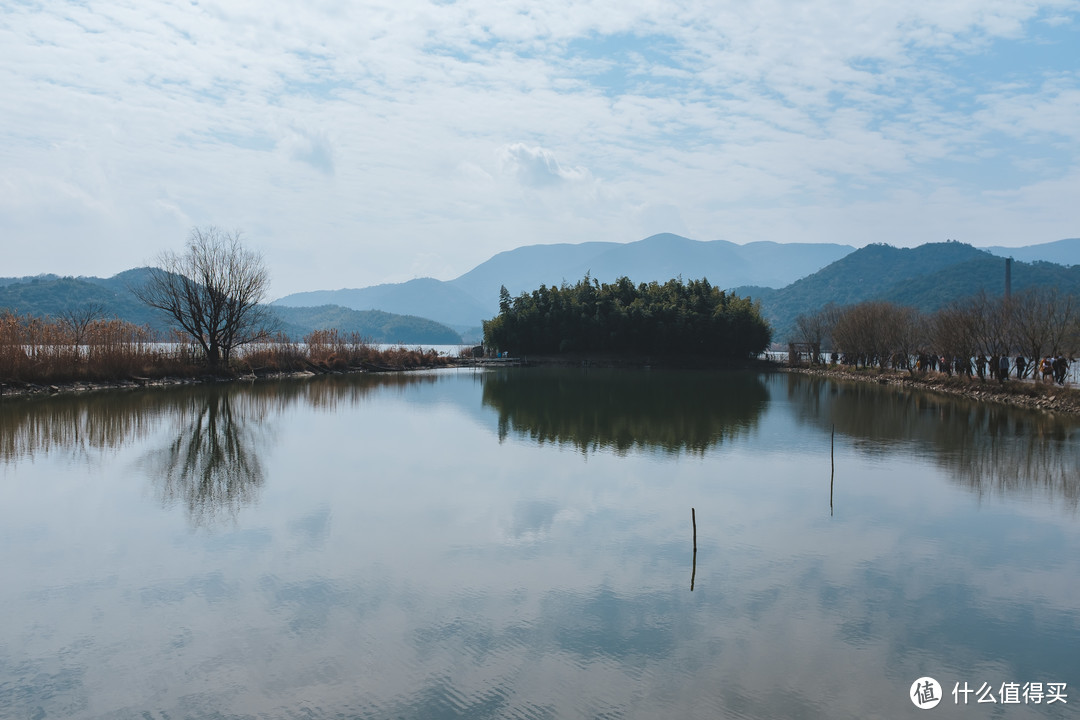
787;374;1080;508
143;387;270;527
482;368;769;455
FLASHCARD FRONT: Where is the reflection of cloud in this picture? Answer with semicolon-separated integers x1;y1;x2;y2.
505;499;560;543
291;506;332;547
498;143;590;187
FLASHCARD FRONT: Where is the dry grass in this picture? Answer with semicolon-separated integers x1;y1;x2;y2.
1;313;456;387
0;311;199;383
241;329;454;373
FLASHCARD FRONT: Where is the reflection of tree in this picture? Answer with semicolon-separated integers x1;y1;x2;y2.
786;374;1080;508
0;372;444;460
1;373;453;526
144;388;269;527
482;368;768;455
0;391;164;465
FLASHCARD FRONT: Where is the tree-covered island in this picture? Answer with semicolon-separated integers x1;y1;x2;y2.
482;276;772;359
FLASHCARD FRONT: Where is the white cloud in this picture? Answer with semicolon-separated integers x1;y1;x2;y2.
285;127;336;175
497;143;591;187
0;0;1078;295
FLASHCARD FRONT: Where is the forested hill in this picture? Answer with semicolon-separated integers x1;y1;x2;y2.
0;271;162;327
741;242;1080;341
763;242;989;309
0;272;463;344
271;305;462;344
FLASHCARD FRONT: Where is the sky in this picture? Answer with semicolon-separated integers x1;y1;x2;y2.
2;0;1079;299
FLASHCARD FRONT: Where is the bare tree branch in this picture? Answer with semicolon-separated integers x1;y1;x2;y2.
132;227;273;369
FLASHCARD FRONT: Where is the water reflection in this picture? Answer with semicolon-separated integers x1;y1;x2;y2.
141;387;268;527
3;370;1080;719
0;374;448;529
482;368;769;455
786;374;1080;508
0;391;161;464
0;372;448;453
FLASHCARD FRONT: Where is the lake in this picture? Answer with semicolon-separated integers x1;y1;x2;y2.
1;368;1077;719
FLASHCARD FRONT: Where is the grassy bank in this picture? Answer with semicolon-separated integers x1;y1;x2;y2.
787;363;1080;414
0;313;456;394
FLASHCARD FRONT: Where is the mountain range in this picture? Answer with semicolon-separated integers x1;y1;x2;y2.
273;234;1080;340
4;234;1080;346
738;241;1080;340
272;234;856;331
0;269;465;345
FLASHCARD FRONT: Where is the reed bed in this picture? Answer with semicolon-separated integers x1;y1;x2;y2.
242;329;455;373
0;313;455;387
0;312;197;383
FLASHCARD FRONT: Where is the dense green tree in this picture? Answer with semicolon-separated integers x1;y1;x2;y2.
483;276;771;358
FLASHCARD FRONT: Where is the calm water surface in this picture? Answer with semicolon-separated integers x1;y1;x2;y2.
1;368;1078;719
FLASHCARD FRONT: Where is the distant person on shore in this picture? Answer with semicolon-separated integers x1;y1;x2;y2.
1041;357;1054;382
1053;356;1068;385
1015;355;1027;379
957;356;972;377
976;354;987;380
998;355;1010;382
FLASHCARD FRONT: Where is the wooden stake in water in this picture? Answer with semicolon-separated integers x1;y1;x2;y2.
690;507;697;591
830;425;835;517
692;507;697;551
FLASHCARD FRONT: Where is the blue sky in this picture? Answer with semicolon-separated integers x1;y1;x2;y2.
1;0;1078;298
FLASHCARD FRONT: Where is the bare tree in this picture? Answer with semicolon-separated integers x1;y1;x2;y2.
1012;288;1055;367
929;302;978;366
133;227;273;369
967;291;1012;359
889;304;926;375
57;302;106;360
1045;290;1077;357
793;304;840;364
832;301;909;370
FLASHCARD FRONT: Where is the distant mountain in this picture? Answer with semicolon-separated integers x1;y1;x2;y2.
749;242;1080;341
449;234;856;310
0;271;463;345
0;270;163;328
271;305;462;345
273;277;490;331
275;234;857;327
9;235;1080;348
986;238;1080;267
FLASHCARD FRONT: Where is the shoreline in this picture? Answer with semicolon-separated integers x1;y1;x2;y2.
7;357;1080;416
0;362;478;400
784;364;1080;415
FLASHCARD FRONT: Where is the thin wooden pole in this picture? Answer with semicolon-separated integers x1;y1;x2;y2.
691;507;697;592
692;508;697;551
830;425;835;517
